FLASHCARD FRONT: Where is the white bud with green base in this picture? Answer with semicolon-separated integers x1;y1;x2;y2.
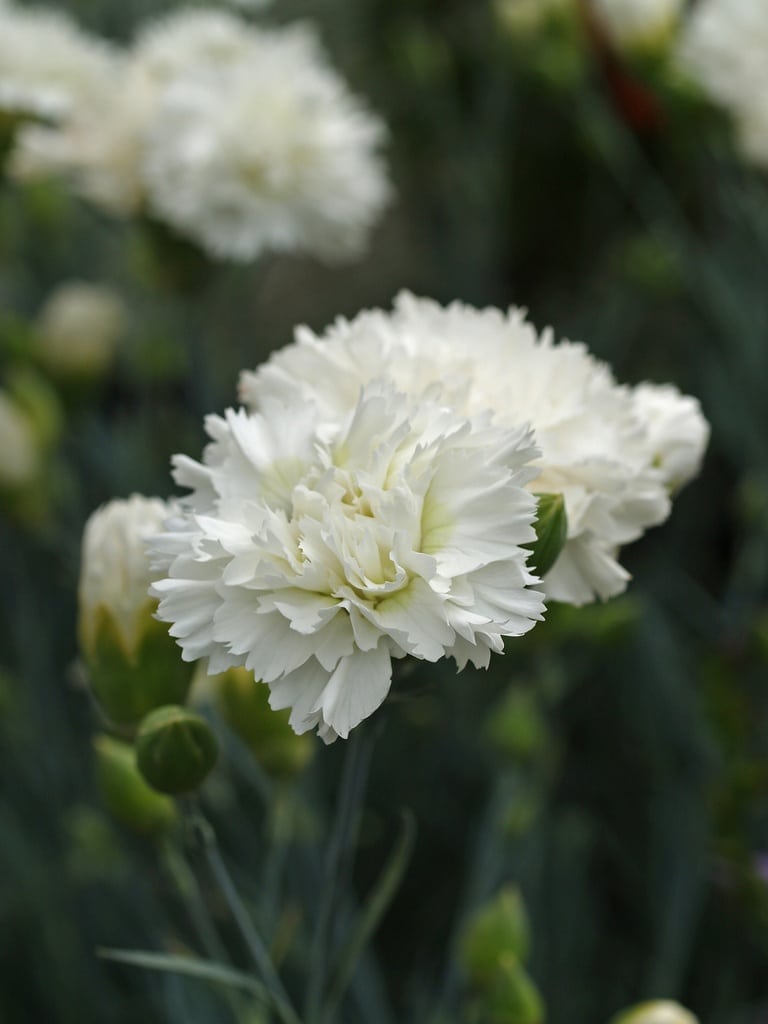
79;495;194;725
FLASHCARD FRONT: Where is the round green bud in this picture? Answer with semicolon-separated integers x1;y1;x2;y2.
93;734;176;835
525;493;567;578
461;887;531;985
215;667;314;779
610;1002;699;1024
478;955;545;1024
136;706;218;795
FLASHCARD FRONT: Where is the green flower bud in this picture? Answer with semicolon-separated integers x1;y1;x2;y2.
93;734;176;835
79;495;194;725
461;887;531;985
136;706;218;795
525;493;567;578
215;667;314;779
477;955;545;1024
487;687;550;764
611;1001;699;1024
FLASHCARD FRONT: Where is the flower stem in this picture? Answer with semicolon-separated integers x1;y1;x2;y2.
304;726;376;1024
185;803;303;1024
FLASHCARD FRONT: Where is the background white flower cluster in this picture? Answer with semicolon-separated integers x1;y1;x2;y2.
678;0;768;170
9;6;390;262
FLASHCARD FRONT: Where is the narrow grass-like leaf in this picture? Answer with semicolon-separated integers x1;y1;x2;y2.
97;948;270;1002
322;810;416;1021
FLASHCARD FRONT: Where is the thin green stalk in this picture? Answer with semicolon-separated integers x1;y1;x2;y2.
186;806;303;1024
304;727;375;1024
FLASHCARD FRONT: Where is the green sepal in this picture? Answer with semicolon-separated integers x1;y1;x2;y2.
525;492;567;577
84;602;194;726
215;668;314;780
93;734;176;835
136;705;218;795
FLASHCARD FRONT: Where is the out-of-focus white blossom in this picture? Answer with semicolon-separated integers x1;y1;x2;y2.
14;8;390;262
591;0;684;47
632;383;709;492
0;0;116;121
150;383;545;742
612;1001;700;1024
678;0;768;168
143;23;389;262
0;389;40;491
36;281;126;379
240;292;708;606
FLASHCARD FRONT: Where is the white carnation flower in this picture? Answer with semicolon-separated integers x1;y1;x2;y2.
678;0;768;168
150;383;545;742
591;0;683;46
142;22;389;262
13;8;390;261
79;494;171;659
240;292;707;606
0;0;116;121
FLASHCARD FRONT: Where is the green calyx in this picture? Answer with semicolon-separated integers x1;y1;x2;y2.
461;886;532;986
83;603;195;727
93;734;176;835
136;705;218;795
215;667;314;779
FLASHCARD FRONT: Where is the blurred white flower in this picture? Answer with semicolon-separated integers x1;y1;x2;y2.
613;1000;699;1024
240;292;708;606
14;8;390;262
0;389;40;491
591;0;683;46
79;495;171;661
142;22;389;262
150;383;545;742
678;0;768;168
36;281;126;379
632;383;709;492
0;0;116;121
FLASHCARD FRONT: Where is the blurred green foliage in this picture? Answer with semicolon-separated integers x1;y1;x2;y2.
2;2;768;1023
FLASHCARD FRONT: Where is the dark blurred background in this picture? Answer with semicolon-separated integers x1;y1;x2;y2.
1;2;767;1022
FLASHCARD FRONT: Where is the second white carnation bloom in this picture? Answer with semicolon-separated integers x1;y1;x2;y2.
240;292;709;607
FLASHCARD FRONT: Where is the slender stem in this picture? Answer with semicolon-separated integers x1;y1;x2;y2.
304;727;376;1024
185;804;303;1024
